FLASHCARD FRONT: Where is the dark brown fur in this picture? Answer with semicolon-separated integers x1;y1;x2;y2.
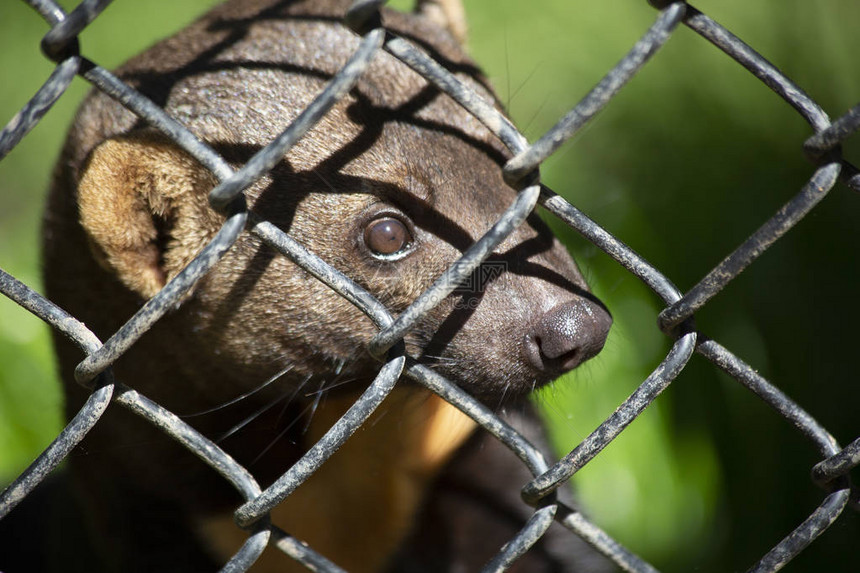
11;1;614;571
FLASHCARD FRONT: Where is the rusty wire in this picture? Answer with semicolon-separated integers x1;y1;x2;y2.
0;0;858;572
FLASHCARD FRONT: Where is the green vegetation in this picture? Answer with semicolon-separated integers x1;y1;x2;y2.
1;1;857;571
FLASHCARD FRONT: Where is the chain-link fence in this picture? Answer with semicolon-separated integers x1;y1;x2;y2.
0;0;858;571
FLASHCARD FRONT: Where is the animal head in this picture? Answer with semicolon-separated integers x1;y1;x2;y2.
47;0;610;424
38;2;614;570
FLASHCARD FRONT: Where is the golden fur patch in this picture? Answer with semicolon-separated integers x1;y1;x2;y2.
197;388;476;572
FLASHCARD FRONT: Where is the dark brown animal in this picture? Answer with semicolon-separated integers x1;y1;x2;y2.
5;1;612;571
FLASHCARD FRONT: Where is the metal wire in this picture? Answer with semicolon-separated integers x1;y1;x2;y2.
0;0;857;572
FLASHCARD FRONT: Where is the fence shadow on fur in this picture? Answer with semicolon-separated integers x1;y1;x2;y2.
1;0;858;571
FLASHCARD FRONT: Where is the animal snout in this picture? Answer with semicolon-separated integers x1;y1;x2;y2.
524;297;612;375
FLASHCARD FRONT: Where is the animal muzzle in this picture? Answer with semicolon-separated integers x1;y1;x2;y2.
523;297;612;376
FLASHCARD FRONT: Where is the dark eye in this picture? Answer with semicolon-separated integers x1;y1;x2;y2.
363;217;412;258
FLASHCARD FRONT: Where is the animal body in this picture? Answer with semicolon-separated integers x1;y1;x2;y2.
2;0;612;571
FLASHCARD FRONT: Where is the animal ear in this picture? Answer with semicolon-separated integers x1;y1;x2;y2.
416;0;468;46
77;131;219;300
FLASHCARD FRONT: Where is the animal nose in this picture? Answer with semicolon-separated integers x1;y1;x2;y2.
523;297;612;375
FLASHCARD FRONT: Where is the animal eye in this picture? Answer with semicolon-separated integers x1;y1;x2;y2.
364;217;412;258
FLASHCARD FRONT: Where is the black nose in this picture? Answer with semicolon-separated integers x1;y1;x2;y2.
524;297;612;375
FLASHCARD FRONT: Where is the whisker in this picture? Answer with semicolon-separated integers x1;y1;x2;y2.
419;353;458;363
275;374;312;427
251;399;317;465
215;386;295;443
182;363;293;417
509;61;544;109
496;382;511;411
333;358;345;376
305;375;361;396
301;379;327;436
313;170;337;193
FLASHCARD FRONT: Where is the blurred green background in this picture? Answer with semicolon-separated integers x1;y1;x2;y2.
1;0;858;571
